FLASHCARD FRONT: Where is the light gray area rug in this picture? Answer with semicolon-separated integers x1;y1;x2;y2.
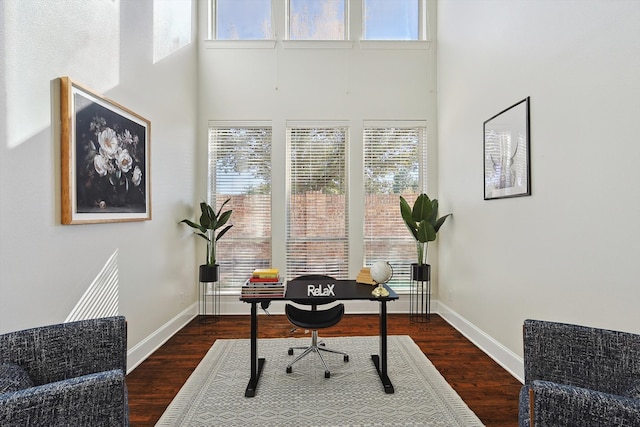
156;335;484;426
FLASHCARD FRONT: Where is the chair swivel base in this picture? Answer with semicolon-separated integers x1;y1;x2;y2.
286;333;348;378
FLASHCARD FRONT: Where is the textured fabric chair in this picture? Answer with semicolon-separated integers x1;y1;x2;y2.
0;316;129;426
519;319;640;427
286;275;349;378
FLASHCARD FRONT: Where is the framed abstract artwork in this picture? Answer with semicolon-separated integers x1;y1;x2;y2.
60;77;151;224
483;97;531;200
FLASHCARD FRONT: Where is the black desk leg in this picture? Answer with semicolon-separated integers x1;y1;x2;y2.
371;299;394;394
245;301;265;397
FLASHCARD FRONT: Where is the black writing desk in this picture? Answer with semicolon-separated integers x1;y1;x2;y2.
239;279;399;397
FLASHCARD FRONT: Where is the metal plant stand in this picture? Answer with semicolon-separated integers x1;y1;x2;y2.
410;263;431;323
199;264;220;323
200;280;220;323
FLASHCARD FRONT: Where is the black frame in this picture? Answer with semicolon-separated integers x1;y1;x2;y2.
483;97;531;200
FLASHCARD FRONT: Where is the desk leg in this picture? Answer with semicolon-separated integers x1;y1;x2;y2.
245;301;265;397
371;299;394;394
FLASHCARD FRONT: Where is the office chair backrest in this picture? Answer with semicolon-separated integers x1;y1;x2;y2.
290;274;337;307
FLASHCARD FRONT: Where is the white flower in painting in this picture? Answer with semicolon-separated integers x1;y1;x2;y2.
117;148;133;173
93;153;110;176
132;166;142;187
121;129;134;145
98;128;119;159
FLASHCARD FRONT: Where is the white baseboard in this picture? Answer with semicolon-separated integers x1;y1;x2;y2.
126;303;198;374
436;301;524;383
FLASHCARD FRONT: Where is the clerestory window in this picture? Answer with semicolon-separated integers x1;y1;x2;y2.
209;0;428;43
288;0;347;40
212;0;273;40
362;0;426;41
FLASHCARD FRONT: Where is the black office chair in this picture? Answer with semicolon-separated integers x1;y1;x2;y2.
285;275;349;378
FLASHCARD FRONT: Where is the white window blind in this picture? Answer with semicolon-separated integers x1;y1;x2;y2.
288;0;346;40
208;125;272;289
363;123;427;290
286;125;349;279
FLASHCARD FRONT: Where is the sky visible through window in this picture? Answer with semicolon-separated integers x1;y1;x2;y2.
153;0;192;63
289;0;345;40
215;0;420;40
216;0;272;40
364;0;419;40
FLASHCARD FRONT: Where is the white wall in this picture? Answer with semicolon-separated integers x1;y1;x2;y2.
0;0;199;370
437;0;640;361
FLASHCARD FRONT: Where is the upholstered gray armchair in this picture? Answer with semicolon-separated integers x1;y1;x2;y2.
0;316;128;426
519;319;640;426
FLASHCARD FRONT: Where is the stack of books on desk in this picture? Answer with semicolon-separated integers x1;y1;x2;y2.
241;268;286;298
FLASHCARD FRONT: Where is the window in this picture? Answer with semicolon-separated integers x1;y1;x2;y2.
208;124;272;289
153;0;192;63
363;122;427;289
362;0;424;40
288;0;346;40
286;124;349;279
213;0;272;40
209;0;428;43
208;122;427;290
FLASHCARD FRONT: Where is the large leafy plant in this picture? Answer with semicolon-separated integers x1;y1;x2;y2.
400;194;451;265
180;199;233;266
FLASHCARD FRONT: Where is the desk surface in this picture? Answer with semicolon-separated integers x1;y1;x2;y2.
240;279;398;302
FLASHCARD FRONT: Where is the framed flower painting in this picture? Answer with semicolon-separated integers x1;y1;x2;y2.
60;77;151;224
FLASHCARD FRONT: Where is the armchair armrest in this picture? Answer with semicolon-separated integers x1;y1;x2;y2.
0;369;128;426
521;380;640;427
0;316;127;385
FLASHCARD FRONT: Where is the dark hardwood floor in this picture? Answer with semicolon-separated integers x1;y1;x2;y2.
126;314;522;426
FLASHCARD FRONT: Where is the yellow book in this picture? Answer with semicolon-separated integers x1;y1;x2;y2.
252;268;279;278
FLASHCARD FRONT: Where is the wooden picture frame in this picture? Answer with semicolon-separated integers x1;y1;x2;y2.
60;77;151;224
483;97;531;200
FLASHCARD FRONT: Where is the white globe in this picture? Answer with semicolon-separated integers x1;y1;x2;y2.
370;261;393;284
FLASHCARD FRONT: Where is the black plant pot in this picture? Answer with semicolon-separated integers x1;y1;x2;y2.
199;264;219;283
411;263;431;281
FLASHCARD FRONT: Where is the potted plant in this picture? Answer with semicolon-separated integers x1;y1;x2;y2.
400;194;451;280
180;199;233;282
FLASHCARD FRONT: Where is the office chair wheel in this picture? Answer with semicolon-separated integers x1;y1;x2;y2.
288;348;294;355
286;366;292;374
344;355;349;362
325;370;330;378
